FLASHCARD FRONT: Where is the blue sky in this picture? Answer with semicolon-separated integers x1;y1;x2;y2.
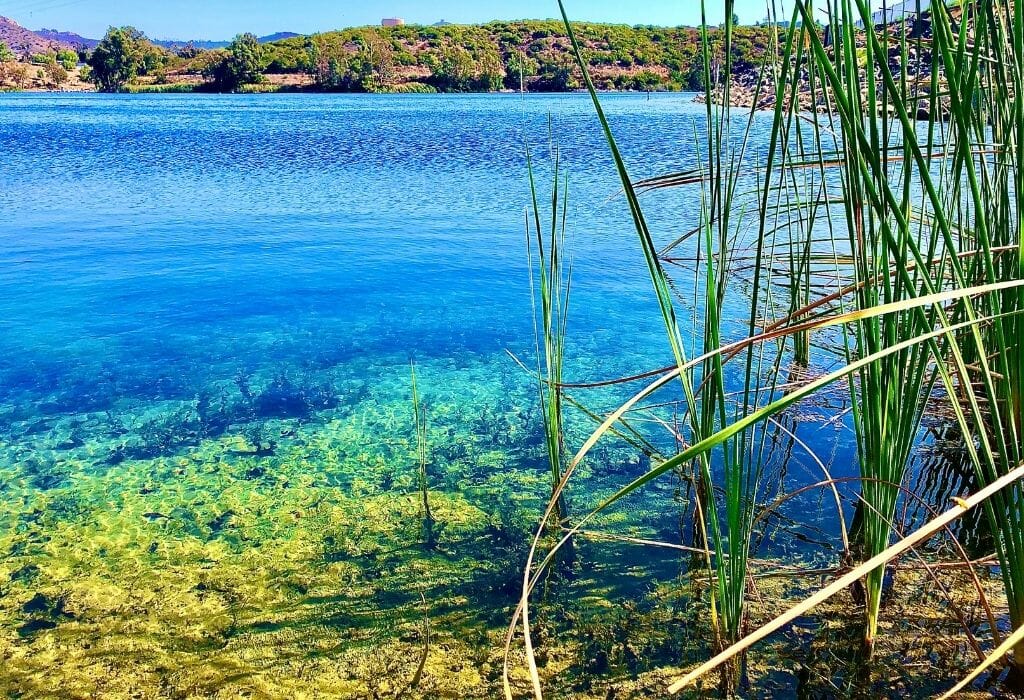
1;0;795;41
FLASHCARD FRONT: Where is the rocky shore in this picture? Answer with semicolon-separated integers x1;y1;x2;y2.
697;10;951;119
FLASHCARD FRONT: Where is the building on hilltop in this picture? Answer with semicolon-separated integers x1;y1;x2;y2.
381;18;405;27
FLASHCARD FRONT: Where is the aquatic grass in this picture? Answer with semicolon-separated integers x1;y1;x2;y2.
804;0;949;653
552;0;815;684
506;276;1024;696
509;0;1024;693
410;362;435;549
670;460;1024;692
927;0;1024;674
792;0;1024;671
525;140;572;531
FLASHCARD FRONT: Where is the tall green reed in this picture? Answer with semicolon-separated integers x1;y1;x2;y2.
928;0;1024;673
555;0;793;685
526;142;573;532
807;0;944;652
795;0;1024;667
410;362;436;549
509;0;1024;694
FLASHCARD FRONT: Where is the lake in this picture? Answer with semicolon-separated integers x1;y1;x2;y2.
0;93;946;697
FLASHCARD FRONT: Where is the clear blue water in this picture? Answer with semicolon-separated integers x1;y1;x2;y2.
2;92;951;696
0;93;711;412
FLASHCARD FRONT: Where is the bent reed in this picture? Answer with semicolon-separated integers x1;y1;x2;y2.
508;0;1024;696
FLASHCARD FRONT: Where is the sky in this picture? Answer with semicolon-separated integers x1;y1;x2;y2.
0;0;795;41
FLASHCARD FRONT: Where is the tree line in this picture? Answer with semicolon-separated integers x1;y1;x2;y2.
0;40;82;89
4;20;779;93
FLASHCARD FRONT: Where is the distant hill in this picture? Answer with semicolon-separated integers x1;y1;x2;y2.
35;27;98;49
150;38;228;50
0;17;299;56
259;32;300;43
0;15;81;54
151;32;300;51
260;20;774;92
1;14;777;96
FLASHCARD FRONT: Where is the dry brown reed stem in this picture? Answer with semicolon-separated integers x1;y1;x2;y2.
668;463;1024;694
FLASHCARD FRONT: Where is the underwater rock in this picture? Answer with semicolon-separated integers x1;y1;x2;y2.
21;592;54;615
10;563;41;586
244;464;267;480
54;432;83;450
17;591;73;637
20;591;72;619
194;390;233;436
16;618;57;637
207;510;235;535
254;374;337;419
27;462;69;491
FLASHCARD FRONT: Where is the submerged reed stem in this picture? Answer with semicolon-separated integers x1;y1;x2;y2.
410;361;436;550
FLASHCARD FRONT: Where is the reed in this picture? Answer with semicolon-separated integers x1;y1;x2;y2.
526;141;573;532
551;0;798;687
927;0;1024;674
795;0;1024;670
508;0;1024;694
807;0;945;653
410;362;435;549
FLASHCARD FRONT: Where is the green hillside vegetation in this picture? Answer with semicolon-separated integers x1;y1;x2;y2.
82;21;778;93
268;20;775;92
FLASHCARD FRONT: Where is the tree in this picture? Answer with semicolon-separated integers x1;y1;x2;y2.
428;41;503;92
56;49;78;71
505;50;538;90
305;33;395;92
44;62;68;88
204;33;265;91
0;61;31;89
359;33;395;91
534;53;580;92
88;26;147;92
429;43;476;91
0;42;14;63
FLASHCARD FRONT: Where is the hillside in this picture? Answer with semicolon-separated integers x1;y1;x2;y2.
151;32;300;51
0;16;78;55
35;27;98;49
0;17;297;57
2;18;777;94
256;20;774;92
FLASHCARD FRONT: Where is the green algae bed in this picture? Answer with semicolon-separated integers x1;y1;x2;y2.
0;358;654;698
0;356;1004;698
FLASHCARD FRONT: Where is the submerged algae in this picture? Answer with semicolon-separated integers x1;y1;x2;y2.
0;357;655;698
0;355;1008;697
0;361;511;696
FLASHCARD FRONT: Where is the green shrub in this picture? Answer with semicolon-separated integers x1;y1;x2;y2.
56;49;78;71
387;81;436;93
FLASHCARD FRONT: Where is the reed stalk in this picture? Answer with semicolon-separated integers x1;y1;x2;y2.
410;362;435;549
526;142;573;533
510;0;1024;693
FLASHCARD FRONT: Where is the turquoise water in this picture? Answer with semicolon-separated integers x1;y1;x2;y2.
0;93;971;697
0;94;709;426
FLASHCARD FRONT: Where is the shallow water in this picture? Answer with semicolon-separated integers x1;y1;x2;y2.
0;93;976;697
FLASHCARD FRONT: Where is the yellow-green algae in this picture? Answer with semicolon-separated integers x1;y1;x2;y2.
0;358;651;698
0;433;493;697
0;359;1010;697
0;360;537;697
